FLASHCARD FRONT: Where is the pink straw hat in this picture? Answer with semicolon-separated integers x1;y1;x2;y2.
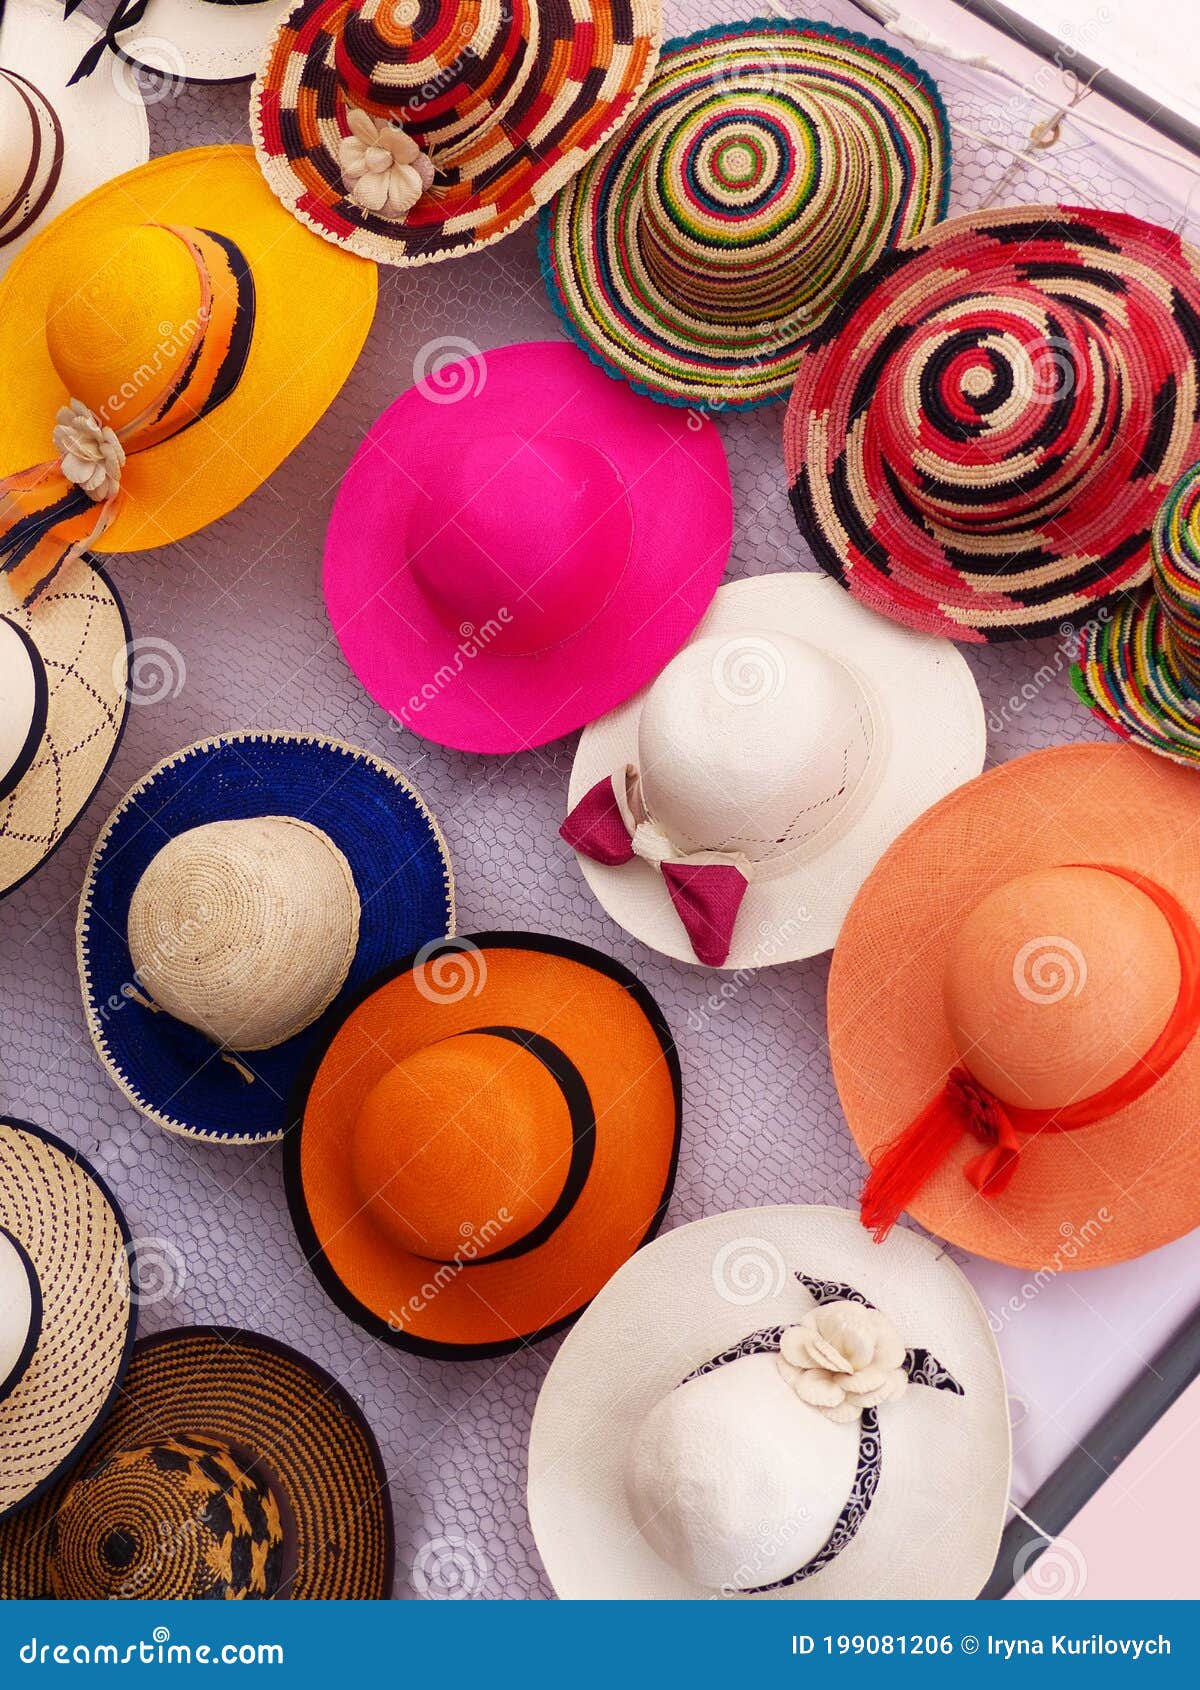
323;341;732;754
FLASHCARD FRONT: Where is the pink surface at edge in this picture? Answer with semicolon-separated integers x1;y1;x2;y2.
1008;1372;1200;1599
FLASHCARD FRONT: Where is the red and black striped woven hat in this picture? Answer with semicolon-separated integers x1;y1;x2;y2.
252;0;662;266
785;206;1200;642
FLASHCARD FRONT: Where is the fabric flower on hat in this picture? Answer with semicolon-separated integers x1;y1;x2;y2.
53;400;124;501
338;108;435;220
777;1299;908;1423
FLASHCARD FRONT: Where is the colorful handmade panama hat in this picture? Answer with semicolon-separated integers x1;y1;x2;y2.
0;0;148;275
64;0;294;84
77;731;454;1145
324;340;732;754
828;742;1200;1270
252;0;663;267
528;1205;1010;1599
2;557;129;900
785;205;1200;642
538;18;950;411
286;932;682;1358
0;1116;135;1522
562;573;984;969
0;1326;394;1598
1074;461;1200;766
0;145;375;604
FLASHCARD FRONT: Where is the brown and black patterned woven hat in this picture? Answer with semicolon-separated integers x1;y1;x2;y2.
0;1116;135;1522
0;1327;394;1599
785;205;1200;642
251;0;662;265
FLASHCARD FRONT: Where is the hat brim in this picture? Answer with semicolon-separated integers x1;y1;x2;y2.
113;0;294;83
1073;591;1200;767
323;341;732;754
251;0;662;266
1;558;130;902
538;19;951;411
0;146;376;552
285;932;682;1359
785;205;1200;642
0;0;150;276
0;1326;394;1598
0;1117;135;1522
77;732;455;1145
829;742;1200;1269
527;1205;1010;1599
567;573;985;967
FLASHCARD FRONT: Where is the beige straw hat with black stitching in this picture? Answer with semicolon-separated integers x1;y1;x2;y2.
0;1115;135;1520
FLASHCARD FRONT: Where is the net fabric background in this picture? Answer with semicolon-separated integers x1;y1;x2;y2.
4;0;1200;1599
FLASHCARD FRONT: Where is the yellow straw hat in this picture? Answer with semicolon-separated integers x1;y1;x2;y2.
0;145;376;601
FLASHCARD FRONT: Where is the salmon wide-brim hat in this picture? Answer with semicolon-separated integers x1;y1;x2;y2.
323;341;732;754
0;1117;135;1522
527;1206;1010;1599
2;558;129;902
0;146;376;553
828;742;1200;1270
785;206;1200;642
0;0;149;276
0;1327;394;1598
285;932;682;1359
252;0;662;267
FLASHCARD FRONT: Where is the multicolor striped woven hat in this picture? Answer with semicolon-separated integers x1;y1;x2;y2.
538;18;950;410
785;206;1200;642
0;1327;394;1599
251;0;662;266
1074;462;1200;764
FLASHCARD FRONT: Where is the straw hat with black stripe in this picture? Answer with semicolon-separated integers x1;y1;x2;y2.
0;1327;393;1598
0;1115;135;1522
2;556;129;901
286;933;682;1358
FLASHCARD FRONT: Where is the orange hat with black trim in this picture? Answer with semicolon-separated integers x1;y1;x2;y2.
284;933;682;1359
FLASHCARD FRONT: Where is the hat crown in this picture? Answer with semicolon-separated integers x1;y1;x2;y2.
1153;461;1200;690
126;816;361;1053
336;0;536;154
44;226;205;429
49;1436;288;1600
627;1353;858;1590
638;88;853;326
636;632;874;875
0;1227;38;1402
876;293;1120;537
944;865;1181;1109
408;431;633;656
350;1030;575;1260
0;70;60;246
0;618;46;797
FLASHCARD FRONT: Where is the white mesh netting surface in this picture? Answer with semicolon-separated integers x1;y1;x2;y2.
5;0;1200;1599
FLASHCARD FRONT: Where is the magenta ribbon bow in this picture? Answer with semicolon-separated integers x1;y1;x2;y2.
560;774;750;967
